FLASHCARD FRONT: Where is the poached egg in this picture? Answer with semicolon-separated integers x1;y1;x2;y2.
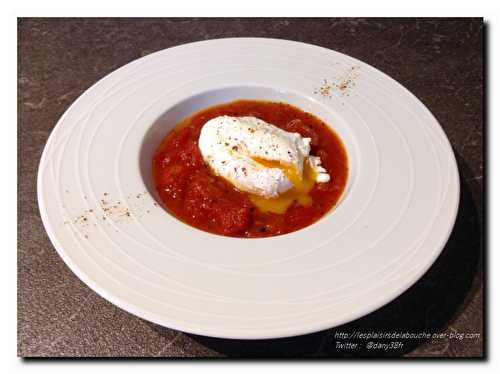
198;116;330;214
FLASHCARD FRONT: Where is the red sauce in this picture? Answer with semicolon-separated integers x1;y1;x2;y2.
152;100;348;238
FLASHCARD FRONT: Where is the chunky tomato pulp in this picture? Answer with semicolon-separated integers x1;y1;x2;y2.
152;100;348;238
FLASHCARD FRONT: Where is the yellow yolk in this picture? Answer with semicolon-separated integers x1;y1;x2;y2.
249;158;317;214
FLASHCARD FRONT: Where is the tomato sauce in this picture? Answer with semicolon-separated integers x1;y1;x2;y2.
152;100;348;238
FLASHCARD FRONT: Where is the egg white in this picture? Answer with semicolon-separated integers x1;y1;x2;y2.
198;115;330;199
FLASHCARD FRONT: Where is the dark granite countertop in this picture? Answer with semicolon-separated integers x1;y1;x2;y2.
18;18;484;358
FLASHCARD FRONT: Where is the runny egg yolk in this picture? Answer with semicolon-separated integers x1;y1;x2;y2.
249;158;317;214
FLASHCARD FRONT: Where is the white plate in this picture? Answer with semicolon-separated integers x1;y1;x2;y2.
38;38;459;339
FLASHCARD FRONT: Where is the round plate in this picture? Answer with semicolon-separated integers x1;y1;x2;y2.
38;38;459;339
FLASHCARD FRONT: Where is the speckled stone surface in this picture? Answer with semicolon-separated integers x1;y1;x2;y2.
18;18;484;358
